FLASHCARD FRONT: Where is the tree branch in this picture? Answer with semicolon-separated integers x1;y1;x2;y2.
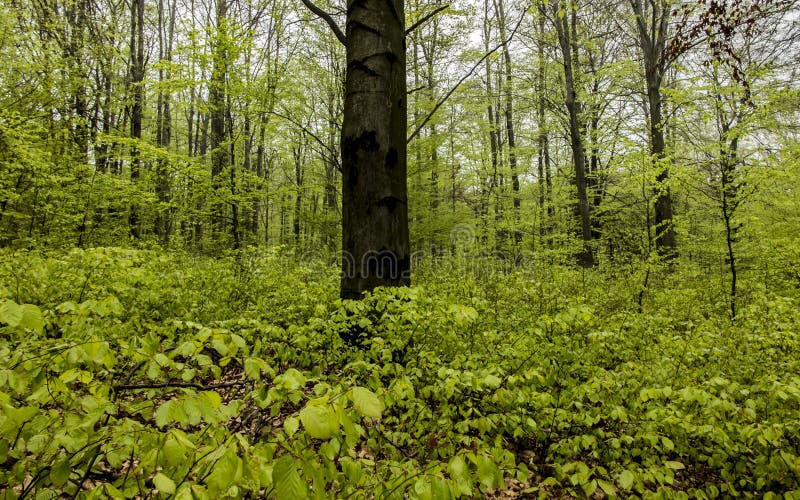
300;0;346;45
406;4;449;35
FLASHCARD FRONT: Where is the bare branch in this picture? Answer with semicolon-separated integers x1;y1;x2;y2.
406;4;449;35
300;0;346;45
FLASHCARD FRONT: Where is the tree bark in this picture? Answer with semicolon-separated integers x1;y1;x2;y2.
339;0;410;299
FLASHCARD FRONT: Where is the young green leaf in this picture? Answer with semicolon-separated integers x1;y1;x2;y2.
351;387;383;419
273;455;308;499
299;404;338;439
153;472;176;494
618;470;635;490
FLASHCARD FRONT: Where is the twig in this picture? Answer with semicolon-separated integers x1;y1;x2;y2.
370;422;416;459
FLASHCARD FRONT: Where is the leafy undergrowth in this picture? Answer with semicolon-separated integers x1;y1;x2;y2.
1;247;800;499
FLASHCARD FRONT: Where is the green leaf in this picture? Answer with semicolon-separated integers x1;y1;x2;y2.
200;391;222;412
618;470;635;490
244;358;263;381
169;429;196;450
299;404;338;439
449;304;479;326
276;369;306;391
103;483;125;499
273;455;308;499
597;479;616;495
448;455;472;496
155;400;174;428
154;353;171;367
665;461;685;470
206;446;243;493
351;387;383;419
19;304;44;333
581;479;597;497
49;457;71;486
476;455;500;491
431;476;452;500
284;416;299;437
162;437;185;467
0;300;23;327
153;472;176;494
483;374;502;389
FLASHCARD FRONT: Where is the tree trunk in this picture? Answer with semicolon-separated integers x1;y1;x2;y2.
537;13;553;243
497;0;520;245
483;0;500;248
292;134;305;246
209;0;229;245
648;83;676;253
255;116;268;243
553;2;593;267
340;0;409;299
129;0;145;239
629;0;676;257
155;0;176;245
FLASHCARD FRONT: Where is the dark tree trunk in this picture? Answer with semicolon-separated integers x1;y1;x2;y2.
553;2;593;267
497;0;520;245
339;0;409;299
209;0;229;243
648;83;676;253
254;117;268;242
629;0;676;257
718;110;740;320
155;0;176;245
129;0;145;239
292;135;305;246
483;0;501;248
537;13;553;243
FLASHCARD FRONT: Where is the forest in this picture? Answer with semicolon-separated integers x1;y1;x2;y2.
1;0;800;496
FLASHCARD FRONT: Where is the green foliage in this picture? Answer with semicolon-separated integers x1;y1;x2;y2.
1;247;800;497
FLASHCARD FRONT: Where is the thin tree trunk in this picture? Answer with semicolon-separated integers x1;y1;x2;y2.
629;0;676;257
537;13;553;244
483;0;500;248
497;0;520;245
209;0;229;244
553;1;593;267
129;0;145;239
155;0;176;244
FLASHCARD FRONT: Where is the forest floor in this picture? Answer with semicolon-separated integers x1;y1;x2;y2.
1;247;799;498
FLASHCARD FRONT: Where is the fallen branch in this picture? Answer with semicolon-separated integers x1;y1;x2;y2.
113;380;245;391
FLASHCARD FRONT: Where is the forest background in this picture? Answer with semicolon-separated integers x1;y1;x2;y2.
1;0;800;497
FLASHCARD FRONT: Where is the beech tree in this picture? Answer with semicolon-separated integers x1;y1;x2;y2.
302;0;410;299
